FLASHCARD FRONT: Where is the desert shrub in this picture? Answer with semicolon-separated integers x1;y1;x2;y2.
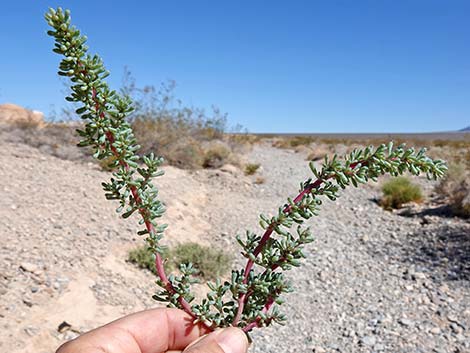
171;242;232;279
202;141;232;168
273;136;315;149
128;246;157;273
166;139;205;169
128;243;231;280
436;164;470;218
245;163;260;175
380;177;423;209
227;133;260;145
121;73;235;169
306;145;330;161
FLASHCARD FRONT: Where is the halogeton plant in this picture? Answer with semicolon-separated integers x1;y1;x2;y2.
45;8;448;334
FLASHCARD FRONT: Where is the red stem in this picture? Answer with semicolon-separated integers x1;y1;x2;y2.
90;87;207;327
233;159;367;328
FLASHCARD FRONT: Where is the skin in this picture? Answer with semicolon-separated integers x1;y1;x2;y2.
56;308;248;353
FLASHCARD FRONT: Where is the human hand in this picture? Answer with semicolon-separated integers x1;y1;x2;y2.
56;308;249;353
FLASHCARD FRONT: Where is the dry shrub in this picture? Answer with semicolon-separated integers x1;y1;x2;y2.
244;163;260;175
228;133;260;145
202;141;232;168
272;136;316;149
436;164;470;218
166;139;205;169
380;177;423;209
306;145;330;161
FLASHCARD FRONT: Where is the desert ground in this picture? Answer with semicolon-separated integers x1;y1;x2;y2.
0;121;469;353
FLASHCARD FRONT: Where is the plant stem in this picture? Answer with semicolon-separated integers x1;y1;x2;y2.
89;87;206;327
233;159;368;327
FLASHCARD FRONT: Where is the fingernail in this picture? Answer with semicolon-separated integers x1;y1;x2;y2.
215;327;249;353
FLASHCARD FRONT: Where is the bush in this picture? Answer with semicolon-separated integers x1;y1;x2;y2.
202;142;232;168
128;242;232;280
380;177;423;209
272;136;315;149
436;164;470;218
306;146;330;161
244;163;260;175
121;74;238;169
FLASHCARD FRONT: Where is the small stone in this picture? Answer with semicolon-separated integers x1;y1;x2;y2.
312;347;326;353
58;321;72;333
360;336;376;346
430;327;441;335
22;298;33;307
412;272;426;280
220;164;239;175
374;343;385;351
398;318;413;327
450;323;463;334
24;325;38;336
20;262;41;275
30;287;39;293
63;331;79;341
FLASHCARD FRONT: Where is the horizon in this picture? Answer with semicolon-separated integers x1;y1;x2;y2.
1;1;469;133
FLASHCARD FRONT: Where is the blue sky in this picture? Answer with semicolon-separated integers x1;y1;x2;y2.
1;1;469;133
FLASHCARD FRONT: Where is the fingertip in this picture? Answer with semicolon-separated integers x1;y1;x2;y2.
184;327;249;353
215;327;249;353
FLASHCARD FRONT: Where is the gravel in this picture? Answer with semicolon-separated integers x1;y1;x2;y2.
0;138;468;353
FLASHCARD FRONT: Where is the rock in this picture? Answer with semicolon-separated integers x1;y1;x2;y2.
219;164;239;175
0;103;45;128
398;318;413;327
24;325;39;336
450;323;463;334
447;314;458;323
22;298;33;307
312;347;326;353
58;321;72;333
360;336;376;347
20;262;42;275
374;343;385;351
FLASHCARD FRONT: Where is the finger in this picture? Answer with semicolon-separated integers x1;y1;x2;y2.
183;327;248;353
57;308;210;353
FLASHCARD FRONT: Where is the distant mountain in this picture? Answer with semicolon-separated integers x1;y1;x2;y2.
460;126;470;132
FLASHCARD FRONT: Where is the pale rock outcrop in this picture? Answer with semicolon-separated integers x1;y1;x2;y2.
0;103;46;128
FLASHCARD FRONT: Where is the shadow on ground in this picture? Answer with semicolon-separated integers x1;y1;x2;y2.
396;222;470;283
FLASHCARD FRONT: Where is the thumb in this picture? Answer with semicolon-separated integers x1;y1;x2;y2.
183;327;249;353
